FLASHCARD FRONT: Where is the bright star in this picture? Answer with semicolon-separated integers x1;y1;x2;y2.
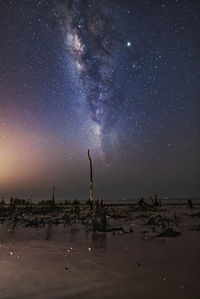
127;41;131;47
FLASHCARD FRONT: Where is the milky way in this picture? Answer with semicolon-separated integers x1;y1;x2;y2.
66;1;119;124
58;0;123;149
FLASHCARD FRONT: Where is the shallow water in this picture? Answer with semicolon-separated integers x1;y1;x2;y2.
0;214;200;299
0;205;200;298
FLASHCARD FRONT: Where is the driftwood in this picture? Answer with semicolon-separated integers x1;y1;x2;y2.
146;215;168;227
149;193;161;207
190;212;200;217
52;186;55;203
156;228;181;238
106;227;125;232
136;198;152;210
146;214;180;227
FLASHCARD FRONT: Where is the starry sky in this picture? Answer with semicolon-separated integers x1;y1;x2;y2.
0;0;199;201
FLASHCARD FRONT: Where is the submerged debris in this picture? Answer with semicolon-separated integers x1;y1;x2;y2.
136;262;141;266
0;199;199;239
156;228;181;238
146;214;180;227
146;215;168;227
190;212;200;218
189;225;200;231
106;227;125;233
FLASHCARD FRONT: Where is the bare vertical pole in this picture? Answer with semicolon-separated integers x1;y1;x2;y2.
88;149;93;202
52;185;55;203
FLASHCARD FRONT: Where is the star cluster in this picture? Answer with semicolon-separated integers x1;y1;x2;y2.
0;0;199;200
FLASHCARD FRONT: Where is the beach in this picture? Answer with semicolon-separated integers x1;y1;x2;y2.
0;203;199;298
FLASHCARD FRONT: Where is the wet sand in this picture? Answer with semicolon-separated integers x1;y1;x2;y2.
0;204;200;299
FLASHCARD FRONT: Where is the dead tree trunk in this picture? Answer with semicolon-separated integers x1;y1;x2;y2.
52;185;55;203
88;149;93;203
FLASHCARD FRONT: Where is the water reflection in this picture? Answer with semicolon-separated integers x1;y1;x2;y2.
91;232;107;251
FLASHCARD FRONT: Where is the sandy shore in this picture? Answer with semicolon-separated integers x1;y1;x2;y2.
0;204;199;299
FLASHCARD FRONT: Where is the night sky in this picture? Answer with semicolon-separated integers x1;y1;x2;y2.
0;0;199;200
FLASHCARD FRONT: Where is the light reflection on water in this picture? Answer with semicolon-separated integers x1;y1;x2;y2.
91;233;107;251
0;224;108;254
